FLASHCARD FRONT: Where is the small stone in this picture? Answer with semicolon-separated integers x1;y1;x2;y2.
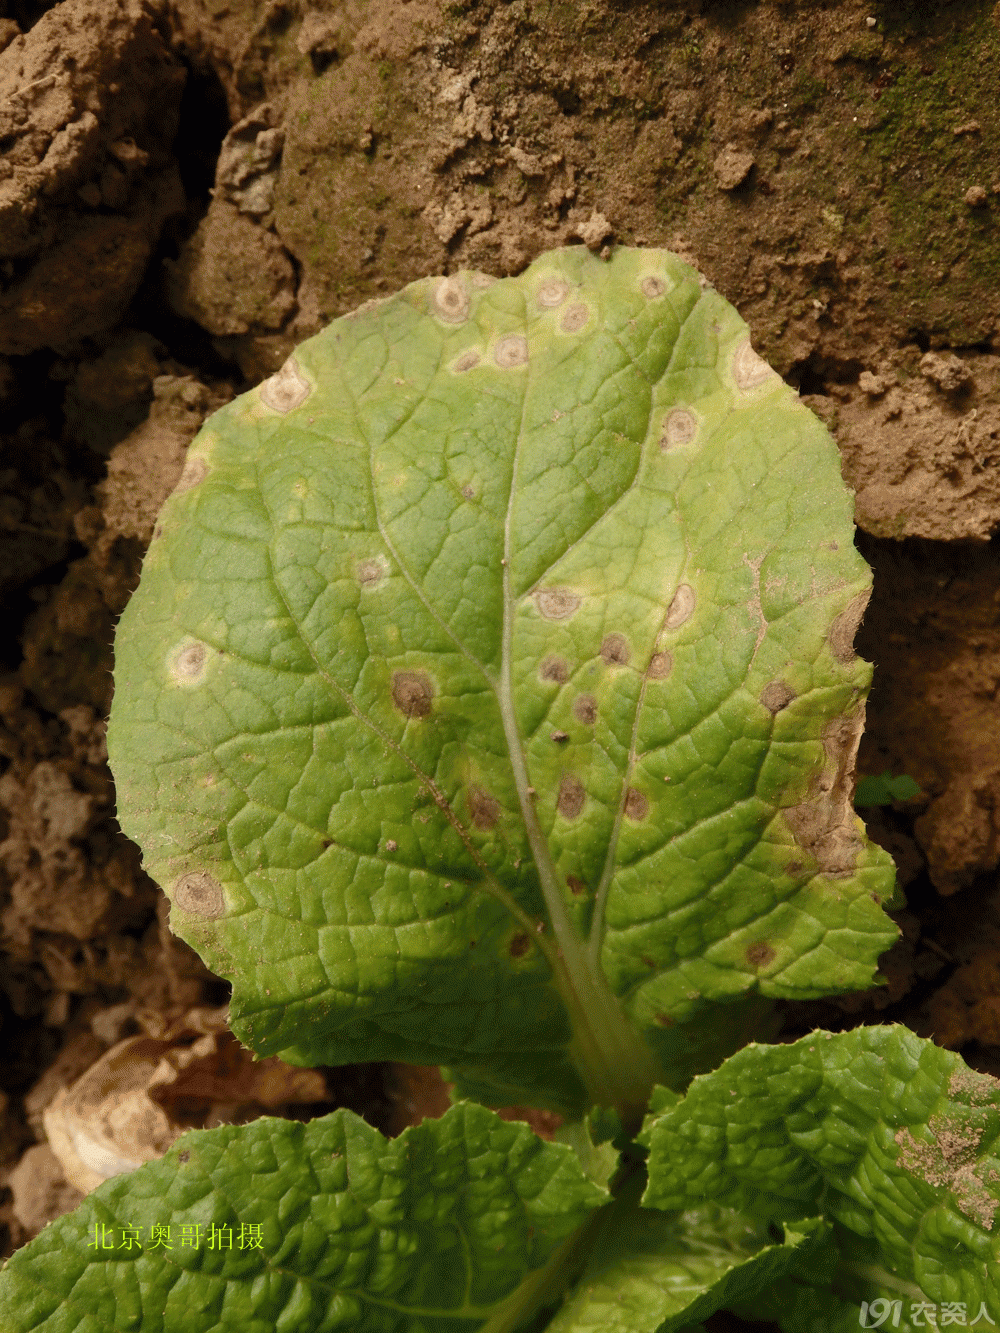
919;351;972;395
713;143;755;191
573;210;613;251
550;730;569;743
858;370;885;396
964;185;988;208
385;839;397;852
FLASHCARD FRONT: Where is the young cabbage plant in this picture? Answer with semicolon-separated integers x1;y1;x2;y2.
3;247;998;1333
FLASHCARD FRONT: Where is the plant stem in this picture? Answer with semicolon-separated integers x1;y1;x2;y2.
498;584;662;1129
476;1201;607;1333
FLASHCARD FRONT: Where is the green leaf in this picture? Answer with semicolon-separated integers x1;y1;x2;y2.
107;245;897;1118
544;1169;831;1333
854;771;922;806
727;1223;926;1333
0;1103;608;1333
643;1025;1000;1321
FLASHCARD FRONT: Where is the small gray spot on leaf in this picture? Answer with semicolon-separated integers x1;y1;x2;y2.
536;588;581;620
660;409;696;449
172;457;207;494
170;640;209;685
357;557;386;587
537;278;569;308
453;350;480;373
640;275;667;298
664;584;696;629
732;340;776;392
260;356;311;413
560;303;589;333
829;591;870;664
173;871;225;919
647;652;673;680
434;276;470;323
495;334;529;368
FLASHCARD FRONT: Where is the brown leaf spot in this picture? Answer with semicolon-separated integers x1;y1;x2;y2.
573;694;597;725
641;955;656;967
641;275;667;299
170;641;209;684
453;350;480;373
536;588;581;620
745;941;776;968
660;409;696;450
468;788;501;830
760;681;795;714
647;652;673;680
895;1116;997;1230
540;656;569;684
557;775;585;819
433;276;470;323
829;590;870;665
509;932;531;958
494;334;528;367
783;710;866;877
654;1012;674;1027
664;584;696;629
561;303;589;332
601;633;631;666
624;788;648;821
172;456;208;494
537;278;569;308
567;875;587;896
731;339;775;392
357;557;385;587
178;1150;190;1163
173;871;225;919
260;356;311;413
391;670;434;719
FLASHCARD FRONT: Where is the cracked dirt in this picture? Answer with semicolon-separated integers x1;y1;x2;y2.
2;1;1000;1302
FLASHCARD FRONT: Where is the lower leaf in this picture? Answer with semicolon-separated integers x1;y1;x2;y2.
0;1104;608;1333
643;1024;1000;1323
